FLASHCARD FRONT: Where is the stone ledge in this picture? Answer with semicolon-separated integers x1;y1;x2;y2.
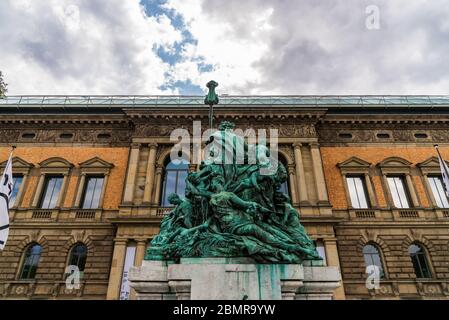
129;258;341;300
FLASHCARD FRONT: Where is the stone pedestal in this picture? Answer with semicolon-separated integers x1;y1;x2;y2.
129;258;341;300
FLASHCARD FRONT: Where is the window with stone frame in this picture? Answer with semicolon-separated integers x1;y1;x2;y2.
66;243;88;279
32;157;74;209
0;157;33;208
39;175;64;209
346;175;370;209
80;176;105;209
378;157;420;209
386;175;411;209
337;157;376;209
363;243;386;279
74;157;113;209
408;243;432;279
427;176;449;208
19;244;42;280
160;158;189;207
418;157;449;209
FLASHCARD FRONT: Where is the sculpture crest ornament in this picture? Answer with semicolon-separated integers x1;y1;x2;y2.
204;80;219;106
146;121;321;264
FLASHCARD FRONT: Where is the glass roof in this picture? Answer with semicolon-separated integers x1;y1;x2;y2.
0;95;449;106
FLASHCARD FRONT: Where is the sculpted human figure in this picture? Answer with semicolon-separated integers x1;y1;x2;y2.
167;193;193;229
146;120;322;263
209;191;302;253
146;193;191;259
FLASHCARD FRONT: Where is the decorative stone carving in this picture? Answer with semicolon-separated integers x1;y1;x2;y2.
0;124;132;145
134;121;318;138
318;124;449;144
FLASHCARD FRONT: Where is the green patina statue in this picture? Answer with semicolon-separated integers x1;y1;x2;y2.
145;121;321;264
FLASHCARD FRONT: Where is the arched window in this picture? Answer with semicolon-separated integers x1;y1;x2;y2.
363;244;385;278
160;159;189;206
409;244;432;279
20;244;42;279
277;155;290;197
67;243;88;277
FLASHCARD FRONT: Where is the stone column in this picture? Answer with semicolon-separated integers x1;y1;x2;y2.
364;173;377;208
422;174;437;207
323;238;346;300
134;240;147;267
55;173;69;208
405;174;420;207
98;173;109;208
152;166;164;206
31;173;46;208
287;164;298;204
106;239;128;300
130;239;148;300
143;144;158;204
123;143;140;204
382;174;394;208
310;143;329;205
74;173;86;208
293;144;309;205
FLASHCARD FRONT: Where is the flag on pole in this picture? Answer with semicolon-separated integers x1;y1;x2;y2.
435;145;449;198
0;149;14;250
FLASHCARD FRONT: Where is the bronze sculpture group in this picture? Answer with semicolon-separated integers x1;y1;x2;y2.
146;121;321;264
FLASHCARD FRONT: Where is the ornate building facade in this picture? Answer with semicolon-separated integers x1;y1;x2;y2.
0;96;448;300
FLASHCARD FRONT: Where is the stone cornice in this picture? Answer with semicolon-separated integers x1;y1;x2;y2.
0;114;130;125
123;106;327;120
320;114;449;125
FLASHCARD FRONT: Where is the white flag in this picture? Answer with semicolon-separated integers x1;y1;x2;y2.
0;152;13;250
436;145;449;198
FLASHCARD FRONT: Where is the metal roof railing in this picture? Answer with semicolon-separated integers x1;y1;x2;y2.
1;95;449;106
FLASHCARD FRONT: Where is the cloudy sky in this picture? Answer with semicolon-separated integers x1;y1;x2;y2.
1;0;449;95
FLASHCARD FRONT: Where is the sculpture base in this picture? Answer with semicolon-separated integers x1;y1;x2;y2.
129;258;341;300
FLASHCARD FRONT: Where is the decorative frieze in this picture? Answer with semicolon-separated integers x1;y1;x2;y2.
319;127;449;144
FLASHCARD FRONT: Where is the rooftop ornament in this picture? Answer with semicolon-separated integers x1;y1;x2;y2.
204;80;219;129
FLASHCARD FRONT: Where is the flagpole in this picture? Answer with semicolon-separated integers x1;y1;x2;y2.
435;144;448;171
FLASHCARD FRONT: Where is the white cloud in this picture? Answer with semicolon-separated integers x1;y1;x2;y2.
166;0;449;95
2;0;449;95
0;0;182;95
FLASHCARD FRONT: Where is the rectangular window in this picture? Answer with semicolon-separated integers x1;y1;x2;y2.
387;176;410;208
346;176;369;209
428;176;449;208
314;240;327;266
10;175;23;207
81;176;104;209
39;176;63;209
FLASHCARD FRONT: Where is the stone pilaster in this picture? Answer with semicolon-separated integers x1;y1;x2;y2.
123;143;140;204
323;238;346;300
142;143;157;204
293;144;309;205
310;143;329;205
31;173;46;208
106;239;128;300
